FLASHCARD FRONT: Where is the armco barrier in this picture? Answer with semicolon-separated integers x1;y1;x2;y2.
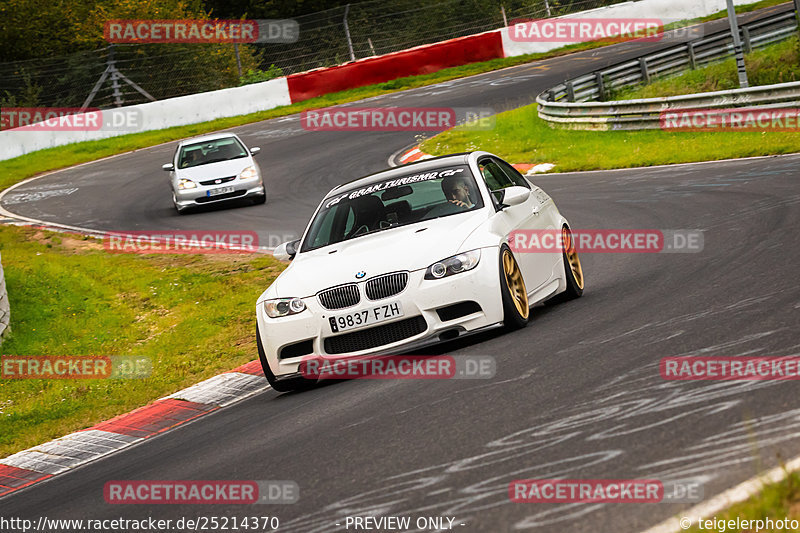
537;8;799;130
286;31;504;103
539;81;800;129
0;253;9;344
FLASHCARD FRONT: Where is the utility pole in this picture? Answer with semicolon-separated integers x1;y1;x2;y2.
726;0;749;88
343;4;355;62
794;0;800;33
234;43;243;78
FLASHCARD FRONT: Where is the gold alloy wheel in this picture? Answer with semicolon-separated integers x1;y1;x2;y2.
502;250;529;319
562;227;585;290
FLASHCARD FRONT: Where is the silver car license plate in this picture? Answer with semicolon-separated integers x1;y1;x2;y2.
207;186;235;197
329;302;403;333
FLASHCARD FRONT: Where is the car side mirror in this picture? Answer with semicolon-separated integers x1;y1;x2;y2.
249;147;261;156
497;186;530;209
162;163;174;171
274;239;300;261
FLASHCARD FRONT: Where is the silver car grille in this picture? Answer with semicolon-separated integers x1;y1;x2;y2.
365;272;408;301
199;175;236;186
318;284;360;310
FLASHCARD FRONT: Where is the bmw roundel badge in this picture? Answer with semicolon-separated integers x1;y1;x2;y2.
355;271;366;279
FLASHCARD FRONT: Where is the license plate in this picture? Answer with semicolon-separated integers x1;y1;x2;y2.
207;186;235;197
329;302;403;333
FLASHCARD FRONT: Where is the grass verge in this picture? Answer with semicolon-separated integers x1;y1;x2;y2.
419;102;800;172
614;35;800;99
0;225;285;459
0;0;788;194
687;470;800;532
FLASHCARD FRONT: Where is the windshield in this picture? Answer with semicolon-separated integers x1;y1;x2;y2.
178;137;248;169
301;165;483;252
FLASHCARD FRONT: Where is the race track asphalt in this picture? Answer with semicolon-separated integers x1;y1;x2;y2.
2;5;799;532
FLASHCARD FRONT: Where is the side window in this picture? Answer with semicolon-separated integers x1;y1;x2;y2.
478;159;515;191
478;158;516;208
495;158;531;189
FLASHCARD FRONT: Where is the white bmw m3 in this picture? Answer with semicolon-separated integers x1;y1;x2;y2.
256;151;584;392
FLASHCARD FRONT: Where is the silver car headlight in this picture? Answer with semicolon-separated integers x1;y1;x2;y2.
424;249;481;280
263;297;306;318
178;178;197;189
239;166;259;180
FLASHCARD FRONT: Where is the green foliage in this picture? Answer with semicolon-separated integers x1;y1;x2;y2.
238;64;285;85
0;0;262;107
686;470;800;532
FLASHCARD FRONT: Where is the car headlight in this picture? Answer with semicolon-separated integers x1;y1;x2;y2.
178;178;197;189
239;166;259;180
263;297;306;318
424;249;481;280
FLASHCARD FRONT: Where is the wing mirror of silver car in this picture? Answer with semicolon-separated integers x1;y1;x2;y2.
249;147;261;156
162;163;175;171
498;186;531;209
274;239;300;261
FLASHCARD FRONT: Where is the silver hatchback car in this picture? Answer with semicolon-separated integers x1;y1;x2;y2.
163;133;266;214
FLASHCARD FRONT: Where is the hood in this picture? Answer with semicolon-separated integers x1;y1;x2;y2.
176;158;253;181
266;211;489;299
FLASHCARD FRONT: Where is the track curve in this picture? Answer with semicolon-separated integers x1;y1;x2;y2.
3;7;800;532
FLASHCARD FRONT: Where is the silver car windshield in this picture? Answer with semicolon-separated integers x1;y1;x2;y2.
178;138;248;169
301;165;483;252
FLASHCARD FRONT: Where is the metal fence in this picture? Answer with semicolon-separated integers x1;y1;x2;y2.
537;8;800;130
0;0;628;110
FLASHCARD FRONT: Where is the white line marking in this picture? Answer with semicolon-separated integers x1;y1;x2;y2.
640;455;800;533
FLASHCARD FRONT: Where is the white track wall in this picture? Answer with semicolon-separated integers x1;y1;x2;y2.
501;0;761;56
0;77;291;161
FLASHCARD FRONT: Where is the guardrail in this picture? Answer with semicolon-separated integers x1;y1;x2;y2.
537;9;800;130
0;253;9;344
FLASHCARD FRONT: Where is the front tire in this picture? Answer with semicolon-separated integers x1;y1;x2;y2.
256;326;313;393
499;244;529;330
252;194;266;205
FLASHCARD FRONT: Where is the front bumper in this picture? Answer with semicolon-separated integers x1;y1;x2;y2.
256;248;504;378
174;181;265;207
